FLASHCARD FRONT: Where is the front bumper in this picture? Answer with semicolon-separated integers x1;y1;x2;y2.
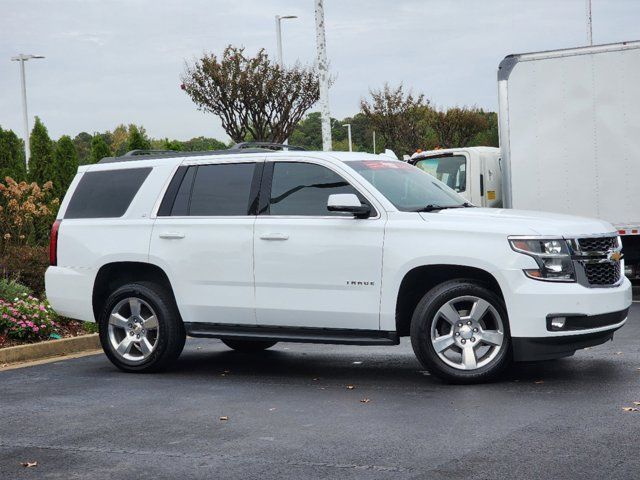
497;269;632;361
512;313;625;361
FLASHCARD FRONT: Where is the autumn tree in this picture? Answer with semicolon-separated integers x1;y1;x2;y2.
53;135;78;196
182;45;320;143
111;124;130;156
360;83;431;157
29;117;54;184
429;107;490;148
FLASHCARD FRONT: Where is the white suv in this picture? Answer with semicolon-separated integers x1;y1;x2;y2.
45;144;632;383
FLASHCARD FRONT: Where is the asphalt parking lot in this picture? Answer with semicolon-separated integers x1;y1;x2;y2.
2;301;639;480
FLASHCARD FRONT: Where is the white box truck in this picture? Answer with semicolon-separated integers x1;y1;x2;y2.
411;41;640;278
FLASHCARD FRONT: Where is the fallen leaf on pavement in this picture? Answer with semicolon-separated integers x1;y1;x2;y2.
346;385;355;390
360;398;371;403
21;461;37;468
622;407;638;412
219;416;229;421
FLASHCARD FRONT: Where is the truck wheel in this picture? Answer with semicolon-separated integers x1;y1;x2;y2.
410;280;511;384
98;281;185;373
221;339;278;352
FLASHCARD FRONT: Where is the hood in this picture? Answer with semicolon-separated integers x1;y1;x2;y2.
419;208;615;237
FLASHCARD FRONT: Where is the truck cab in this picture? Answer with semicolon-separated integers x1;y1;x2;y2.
408;147;502;208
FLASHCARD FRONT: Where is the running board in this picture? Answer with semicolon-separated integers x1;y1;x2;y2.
184;323;400;346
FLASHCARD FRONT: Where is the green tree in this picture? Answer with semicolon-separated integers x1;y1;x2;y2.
429;107;490;148
0;126;27;181
53;135;78;196
127;124;151;151
29;117;54;184
360;83;431;157
73;132;93;165
88;134;111;163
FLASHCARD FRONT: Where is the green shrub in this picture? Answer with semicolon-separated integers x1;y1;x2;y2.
0;278;32;300
0;245;49;295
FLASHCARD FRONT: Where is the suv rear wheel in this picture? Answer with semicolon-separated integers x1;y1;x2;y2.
410;280;511;384
221;339;278;352
98;281;185;373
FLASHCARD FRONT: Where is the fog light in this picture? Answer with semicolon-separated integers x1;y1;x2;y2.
550;317;566;330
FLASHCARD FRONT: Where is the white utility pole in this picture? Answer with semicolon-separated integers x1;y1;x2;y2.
11;53;44;171
343;124;352;152
372;131;376;154
275;14;297;66
586;0;593;46
314;0;332;151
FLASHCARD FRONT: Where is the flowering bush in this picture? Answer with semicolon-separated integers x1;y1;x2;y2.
0;294;58;342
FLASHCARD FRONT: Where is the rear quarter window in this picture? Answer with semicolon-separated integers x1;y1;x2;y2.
64;168;152;219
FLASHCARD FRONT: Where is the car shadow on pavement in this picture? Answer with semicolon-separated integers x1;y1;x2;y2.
158;341;626;388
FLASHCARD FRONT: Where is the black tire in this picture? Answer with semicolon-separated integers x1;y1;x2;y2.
410;279;511;384
221;339;278;352
98;281;186;373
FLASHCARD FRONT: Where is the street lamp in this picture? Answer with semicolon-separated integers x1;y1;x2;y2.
343;124;352;152
275;14;298;66
11;54;45;171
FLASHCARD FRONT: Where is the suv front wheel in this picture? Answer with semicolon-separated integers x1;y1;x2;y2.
410;280;511;384
98;281;186;373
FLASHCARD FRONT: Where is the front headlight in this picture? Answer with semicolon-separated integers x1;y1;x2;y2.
509;237;575;282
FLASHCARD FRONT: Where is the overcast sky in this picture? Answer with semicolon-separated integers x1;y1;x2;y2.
1;0;639;142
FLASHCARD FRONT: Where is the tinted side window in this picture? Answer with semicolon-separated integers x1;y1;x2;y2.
269;162;362;216
169;167;195;216
65;168;151;219
189;163;255;216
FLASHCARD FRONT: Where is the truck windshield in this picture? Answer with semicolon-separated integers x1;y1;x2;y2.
413;155;467;193
346;160;468;212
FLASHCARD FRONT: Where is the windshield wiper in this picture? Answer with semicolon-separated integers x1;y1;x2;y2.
414;202;474;212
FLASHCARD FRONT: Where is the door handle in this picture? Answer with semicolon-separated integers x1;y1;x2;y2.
259;233;289;241
159;232;185;239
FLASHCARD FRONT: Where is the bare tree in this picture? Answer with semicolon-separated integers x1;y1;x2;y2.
360;83;430;156
430;107;489;148
182;46;320;143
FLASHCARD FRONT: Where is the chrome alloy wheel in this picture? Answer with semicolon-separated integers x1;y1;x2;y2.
107;297;159;363
430;295;505;371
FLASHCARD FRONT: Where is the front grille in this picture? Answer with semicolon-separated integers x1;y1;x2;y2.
575;235;621;287
578;236;617;252
584;262;621;286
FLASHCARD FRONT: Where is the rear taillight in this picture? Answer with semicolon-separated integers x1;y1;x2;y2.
49;220;61;266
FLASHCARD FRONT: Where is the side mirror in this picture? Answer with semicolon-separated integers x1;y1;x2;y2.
327;193;371;219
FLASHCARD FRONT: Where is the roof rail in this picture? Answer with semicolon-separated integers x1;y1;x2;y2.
230;142;305;151
98;142;305;164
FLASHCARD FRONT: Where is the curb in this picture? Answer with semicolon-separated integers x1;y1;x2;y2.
0;334;101;365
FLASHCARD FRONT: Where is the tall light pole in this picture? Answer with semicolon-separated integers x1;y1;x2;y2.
586;0;593;46
343;124;352;152
11;53;44;171
314;0;332;151
372;131;376;154
275;14;298;66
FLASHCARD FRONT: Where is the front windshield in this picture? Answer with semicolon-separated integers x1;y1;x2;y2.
346;160;468;212
413;155;467;193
